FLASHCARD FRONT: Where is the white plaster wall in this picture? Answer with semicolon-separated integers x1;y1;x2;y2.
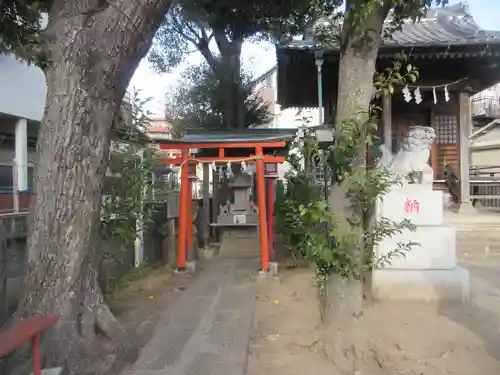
0;54;47;121
470;148;500;167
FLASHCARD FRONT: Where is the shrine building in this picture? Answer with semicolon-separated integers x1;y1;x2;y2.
276;2;500;206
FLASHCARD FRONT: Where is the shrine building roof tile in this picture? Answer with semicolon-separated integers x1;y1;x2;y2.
281;2;500;52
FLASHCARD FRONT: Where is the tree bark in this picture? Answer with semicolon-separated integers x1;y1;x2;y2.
324;3;390;366
213;30;244;129
12;1;172;374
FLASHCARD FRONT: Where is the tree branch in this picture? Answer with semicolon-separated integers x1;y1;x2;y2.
212;27;231;55
184;20;203;41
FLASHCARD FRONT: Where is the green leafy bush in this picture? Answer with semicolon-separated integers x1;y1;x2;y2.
276;56;420;287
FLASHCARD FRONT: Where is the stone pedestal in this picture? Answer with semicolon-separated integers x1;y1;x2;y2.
372;184;469;302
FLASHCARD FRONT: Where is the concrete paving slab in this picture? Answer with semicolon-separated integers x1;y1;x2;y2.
122;238;258;375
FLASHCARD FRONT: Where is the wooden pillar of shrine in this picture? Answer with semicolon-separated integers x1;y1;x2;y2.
458;92;472;207
202;162;210;248
186;178;193;257
429;108;438;179
266;178;275;261
255;147;269;271
177;148;189;268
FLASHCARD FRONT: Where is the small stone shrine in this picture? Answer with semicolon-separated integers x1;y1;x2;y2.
373;125;469;302
217;172;259;226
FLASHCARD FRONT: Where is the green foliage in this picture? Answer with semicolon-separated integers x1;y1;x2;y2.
101;90;169;256
104;261;153;297
276;136;322;260
279;128;417;284
373;56;419;97
149;0;338;73
150;0;338;130
0;0;51;63
165;62;271;132
277;57;421;284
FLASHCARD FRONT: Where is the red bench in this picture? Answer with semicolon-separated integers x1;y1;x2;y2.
0;315;60;375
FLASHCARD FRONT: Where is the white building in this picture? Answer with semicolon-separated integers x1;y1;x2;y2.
0;54;46;211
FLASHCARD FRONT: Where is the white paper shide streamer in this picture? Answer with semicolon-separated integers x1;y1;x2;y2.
414;87;422;104
402;86;412;102
225;161;233;179
218;166;224;181
402;81;457;105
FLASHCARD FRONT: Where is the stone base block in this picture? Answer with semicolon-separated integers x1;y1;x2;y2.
203;247;216;259
377;185;444;226
269;261;279;276
30;368;63;375
255;270;281;284
186;261;197;274
372;266;469;303
376;225;456;269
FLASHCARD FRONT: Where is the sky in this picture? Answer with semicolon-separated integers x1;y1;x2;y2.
129;0;500;117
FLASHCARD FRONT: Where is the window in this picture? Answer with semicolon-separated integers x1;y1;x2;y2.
27;167;34;189
0;165;13;190
435;115;458;144
313;163;331;189
0;165;35;190
314;164;325;184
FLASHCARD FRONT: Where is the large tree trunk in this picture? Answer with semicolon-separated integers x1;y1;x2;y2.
323;3;390;372
229;41;244;129
12;1;172;374
213;31;244;129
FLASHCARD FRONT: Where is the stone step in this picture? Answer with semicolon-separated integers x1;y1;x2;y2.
30;367;63;375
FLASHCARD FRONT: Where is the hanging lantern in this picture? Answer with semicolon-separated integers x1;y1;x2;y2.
264;163;278;179
187;161;198;180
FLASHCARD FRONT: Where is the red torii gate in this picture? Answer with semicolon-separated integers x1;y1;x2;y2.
159;137;288;272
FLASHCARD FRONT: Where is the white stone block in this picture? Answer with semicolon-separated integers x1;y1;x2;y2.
371;266;469;303
269;261;279;276
378;185;443;226
375;225;456;270
186;260;197;274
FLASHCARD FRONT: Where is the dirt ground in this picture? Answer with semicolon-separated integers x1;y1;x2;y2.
108;263;200;353
247;239;500;375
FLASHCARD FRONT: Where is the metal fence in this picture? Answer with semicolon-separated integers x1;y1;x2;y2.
470;166;500;208
472;96;500;118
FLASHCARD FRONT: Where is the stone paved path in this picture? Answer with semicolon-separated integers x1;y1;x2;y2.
122;241;259;375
